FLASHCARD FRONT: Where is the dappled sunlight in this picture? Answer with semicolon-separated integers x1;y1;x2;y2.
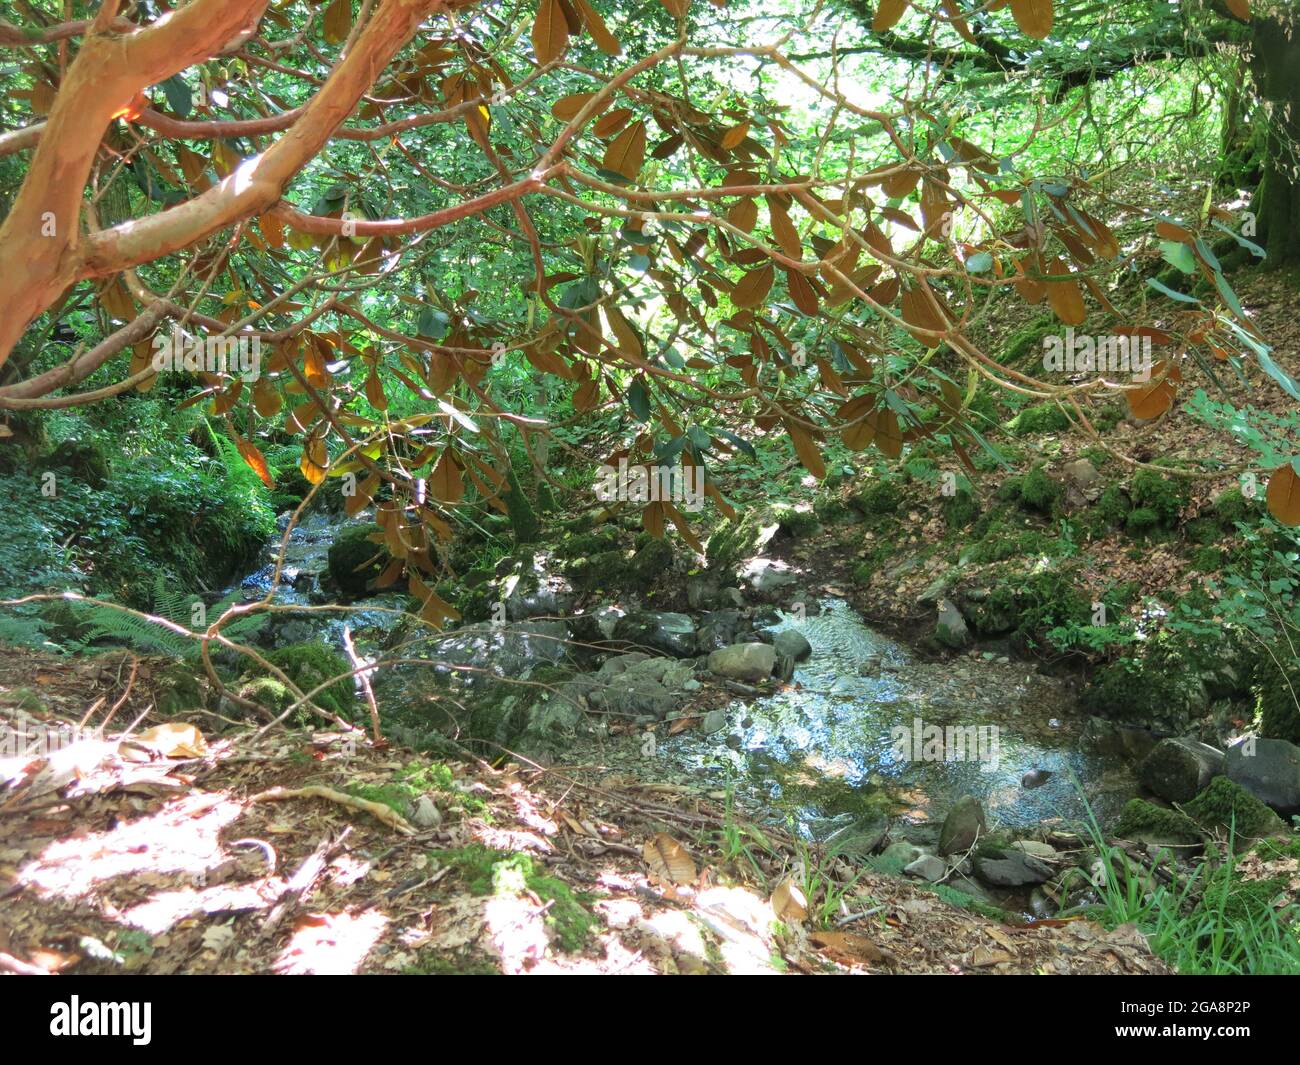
274;909;389;975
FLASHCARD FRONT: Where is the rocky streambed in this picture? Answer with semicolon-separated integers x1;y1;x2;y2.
216;508;1300;920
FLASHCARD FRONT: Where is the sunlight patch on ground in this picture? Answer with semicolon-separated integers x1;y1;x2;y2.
273;909;389;975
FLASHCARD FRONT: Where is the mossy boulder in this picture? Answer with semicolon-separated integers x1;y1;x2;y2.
629;537;674;582
705;508;779;570
1081;647;1209;732
1256;653;1300;745
1183;777;1289;841
1138;737;1225;804
1114;799;1204;848
243;642;355;721
153;661;206;717
327;525;386;596
43;438;110;489
1006;402;1071;436
941;488;980;528
1129;468;1188;527
853;480;903;516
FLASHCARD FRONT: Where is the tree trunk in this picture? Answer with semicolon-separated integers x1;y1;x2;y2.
1249;9;1300;266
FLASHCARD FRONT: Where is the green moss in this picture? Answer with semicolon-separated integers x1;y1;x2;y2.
403;952;499;975
432;845;596;952
706;508;776;569
1256;652;1300;744
554;530;622;559
854;480;903;516
346;760;486;818
773;504;821;536
1212;489;1255;530
327;525;386;595
1190;546;1224;572
1096;484;1131;527
1184;777;1287;840
503;462;540;546
1021;465;1063;514
941;488;980;528
1007;402;1071;437
254;642;355;720
1130;468;1189;526
1115;799;1204;846
44;438;110;489
1125;507;1161;536
964;567;1089;647
629;537;674;580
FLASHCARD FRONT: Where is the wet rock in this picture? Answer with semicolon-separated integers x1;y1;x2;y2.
504;563;575;621
1021;768;1053;789
427;619;571;679
613;611;697;658
955;587;1017;637
569;654;695;721
695;609;745;653
938;794;987;856
1226;737;1300;813
772;629;812;662
973;839;1057;886
825;818;889;858
773;654;796;682
567;604;624;648
741;558;796;597
701;709;728;735
685;573;722;610
326;524;386;596
707;642;776;682
1081;716;1158;762
904;854;947;882
1138;737;1224;803
935;598;970;649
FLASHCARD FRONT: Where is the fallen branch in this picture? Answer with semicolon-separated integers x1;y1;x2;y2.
248;785;415;835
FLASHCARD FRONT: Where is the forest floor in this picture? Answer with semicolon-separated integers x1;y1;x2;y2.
4;264;1297;977
0;646;1168;976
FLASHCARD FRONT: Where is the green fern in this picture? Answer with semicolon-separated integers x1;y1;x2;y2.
68;575;268;659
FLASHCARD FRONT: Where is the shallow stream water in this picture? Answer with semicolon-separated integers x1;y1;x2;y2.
656;598;1134;839
232;520;1134;840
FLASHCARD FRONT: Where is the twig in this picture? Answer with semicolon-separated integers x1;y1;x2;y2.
261;827;352;938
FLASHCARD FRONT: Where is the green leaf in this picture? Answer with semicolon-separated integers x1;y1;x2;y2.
626;377;651;421
1160;240;1196;274
1147;277;1201;304
160;75;193;118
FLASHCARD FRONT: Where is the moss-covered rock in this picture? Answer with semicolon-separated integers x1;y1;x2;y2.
1007;402;1070;437
854;480;903;516
1114;798;1204;847
1081;645;1210;731
1129;468;1188;527
941;488;980;528
772;503;821;537
705;508;779;570
629;537;674;581
327;525;386;596
43;438;111;489
244;642;355;721
503;462;540;545
1255;652;1300;745
1184;777;1289;840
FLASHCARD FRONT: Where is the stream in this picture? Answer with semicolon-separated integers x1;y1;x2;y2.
229;516;1137;848
655;598;1135;840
